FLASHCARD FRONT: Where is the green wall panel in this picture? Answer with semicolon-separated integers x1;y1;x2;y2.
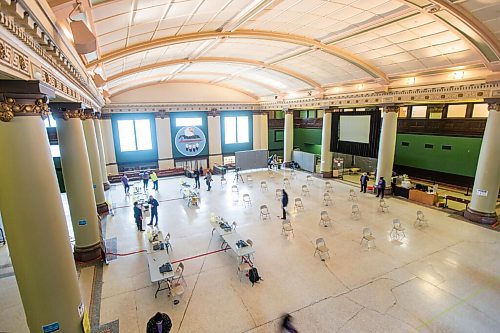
268;129;284;154
394;134;482;177
294;128;322;155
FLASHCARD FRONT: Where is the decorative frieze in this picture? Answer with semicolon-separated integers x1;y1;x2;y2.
0;96;49;122
51;108;85;121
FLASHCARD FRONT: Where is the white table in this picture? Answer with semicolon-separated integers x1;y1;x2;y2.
210;217;234;237
146;244;175;298
222;232;256;263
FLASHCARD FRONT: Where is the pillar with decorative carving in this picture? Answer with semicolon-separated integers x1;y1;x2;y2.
208;109;223;167
375;105;399;189
155;111;174;169
82;109;108;214
93;113;111;190
0;81;84;332
320;109;333;177
283;109;294;162
100;113;118;175
51;103;103;261
465;100;499;224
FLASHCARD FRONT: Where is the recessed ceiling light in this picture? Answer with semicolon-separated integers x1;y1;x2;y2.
357;84;363;91
453;71;464;80
406;77;416;85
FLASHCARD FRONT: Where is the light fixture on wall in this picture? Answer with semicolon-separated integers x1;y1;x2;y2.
69;1;97;54
406;77;416;85
453;71;464;80
357;84;364;91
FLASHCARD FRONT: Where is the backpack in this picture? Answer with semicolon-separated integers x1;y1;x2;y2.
249;267;261;286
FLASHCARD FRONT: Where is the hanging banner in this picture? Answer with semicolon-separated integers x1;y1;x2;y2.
174;126;207;157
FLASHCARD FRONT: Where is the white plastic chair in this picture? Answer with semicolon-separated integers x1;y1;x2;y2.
220;177;227;188
281;220;294;237
324;181;333;193
390;219;406;240
306;175;313;185
294;198;304;211
231;221;237;231
164;232;172;253
319;210;332;227
246;175;253;185
283;177;290;188
231;185;239;194
260;181;268;192
360;228;376;249
348;189;358;201
314;238;330;259
275;189;282;200
415;210;428;228
323;192;333;206
260;205;271;220
301;184;310;196
351;204;361;219
379;199;389;213
243;193;252;207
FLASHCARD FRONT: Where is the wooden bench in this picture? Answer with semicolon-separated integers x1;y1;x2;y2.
443;195;470;209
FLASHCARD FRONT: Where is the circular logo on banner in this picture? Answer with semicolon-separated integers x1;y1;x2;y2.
174;126;206;157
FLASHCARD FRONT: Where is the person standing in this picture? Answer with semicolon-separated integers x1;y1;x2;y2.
360;173;368;193
142;170;150;192
193;169;200;189
376;176;386;199
133;201;144;231
280;314;298;333
199;166;204;177
121;174;130;195
150;171;159;191
204;171;213;191
146;312;172;333
147;195;159;226
281;189;289;219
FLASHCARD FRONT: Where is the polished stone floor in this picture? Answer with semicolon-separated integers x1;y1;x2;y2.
0;169;499;333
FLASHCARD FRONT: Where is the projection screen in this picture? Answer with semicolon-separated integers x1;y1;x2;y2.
339;115;371;143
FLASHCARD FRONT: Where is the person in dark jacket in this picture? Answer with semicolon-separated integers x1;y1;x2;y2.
280;314;298;333
147;195;159;226
146;312;172;333
121;174;130;195
360;173;368;193
281;189;289;219
199;166;204;177
133;201;144;231
376;177;386;199
193;169;200;189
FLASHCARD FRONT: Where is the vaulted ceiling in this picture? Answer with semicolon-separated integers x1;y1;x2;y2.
50;0;500;100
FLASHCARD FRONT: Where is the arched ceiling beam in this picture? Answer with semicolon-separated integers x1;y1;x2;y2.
88;30;389;83
106;57;321;90
400;0;500;69
109;79;258;100
109;71;281;94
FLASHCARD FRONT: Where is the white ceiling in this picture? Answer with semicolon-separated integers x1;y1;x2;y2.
78;0;500;98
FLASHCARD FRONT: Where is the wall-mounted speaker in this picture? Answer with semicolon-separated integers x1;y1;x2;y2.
70;20;96;54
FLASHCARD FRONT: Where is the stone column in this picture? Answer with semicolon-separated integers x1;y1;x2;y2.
260;111;269;150
252;111;269;151
465;100;500;224
93;113;110;190
208;110;223;167
320;110;333;177
51;103;103;261
82;109;108;214
0;81;84;332
100;113;118;174
283;109;294;162
375;105;399;190
155;111;174;169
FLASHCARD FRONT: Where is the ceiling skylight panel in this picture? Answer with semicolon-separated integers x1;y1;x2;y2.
92;0;131;21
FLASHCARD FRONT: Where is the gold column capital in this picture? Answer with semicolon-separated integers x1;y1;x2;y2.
51;108;85;121
155;110;170;119
486;101;500;112
0;96;49;122
382;104;400;113
83;108;97;120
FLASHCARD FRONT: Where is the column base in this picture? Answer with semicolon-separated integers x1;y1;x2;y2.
318;171;333;178
97;202;109;215
74;242;103;262
464;208;497;225
103;182;111;191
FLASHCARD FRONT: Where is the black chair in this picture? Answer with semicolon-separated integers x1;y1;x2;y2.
0;227;5;245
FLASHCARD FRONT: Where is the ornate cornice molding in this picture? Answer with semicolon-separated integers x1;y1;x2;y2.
100;113;112;120
382;104;400;113
0;96;49;122
103;103;257;113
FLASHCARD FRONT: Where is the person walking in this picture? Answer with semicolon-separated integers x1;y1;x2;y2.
204;170;213;191
280;314;298;333
193;169;200;189
150;171;159;191
147;195;159;226
121;174;130;195
376;176;386;199
142;170;150;192
360;173;368;193
146;312;172;333
133;201;144;231
281;189;289;219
